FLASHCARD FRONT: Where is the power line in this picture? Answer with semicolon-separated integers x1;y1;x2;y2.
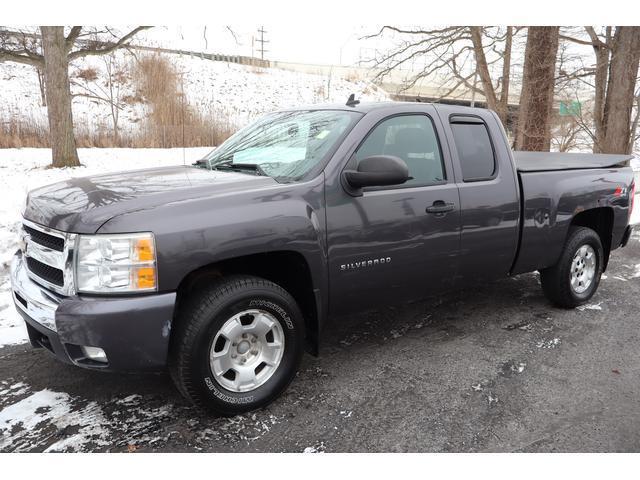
257;26;268;60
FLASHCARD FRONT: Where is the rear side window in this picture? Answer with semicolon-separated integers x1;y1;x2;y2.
450;122;496;181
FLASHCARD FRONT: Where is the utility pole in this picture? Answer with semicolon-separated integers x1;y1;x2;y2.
257;26;268;60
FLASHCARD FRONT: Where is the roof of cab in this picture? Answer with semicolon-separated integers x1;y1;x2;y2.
279;101;494;117
280;101;427;114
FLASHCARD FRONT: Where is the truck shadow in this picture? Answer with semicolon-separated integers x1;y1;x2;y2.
319;272;546;352
20;271;545;403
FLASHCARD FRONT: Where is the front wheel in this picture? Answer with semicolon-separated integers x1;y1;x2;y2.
540;226;604;308
169;275;305;415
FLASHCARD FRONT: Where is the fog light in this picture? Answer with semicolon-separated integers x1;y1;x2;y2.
81;346;108;363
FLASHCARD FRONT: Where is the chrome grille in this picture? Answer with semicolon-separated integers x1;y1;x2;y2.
23;224;64;251
21;219;76;295
26;257;64;286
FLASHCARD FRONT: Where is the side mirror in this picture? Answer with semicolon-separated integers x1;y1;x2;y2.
343;155;409;190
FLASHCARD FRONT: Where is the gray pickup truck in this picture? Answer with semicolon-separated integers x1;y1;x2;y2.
11;101;635;414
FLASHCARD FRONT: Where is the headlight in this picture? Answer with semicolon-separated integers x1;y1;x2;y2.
20;193;28;216
76;233;157;293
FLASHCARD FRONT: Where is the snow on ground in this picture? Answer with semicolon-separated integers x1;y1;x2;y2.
0;147;211;348
576;302;603;311
0;378;282;452
0;381;173;452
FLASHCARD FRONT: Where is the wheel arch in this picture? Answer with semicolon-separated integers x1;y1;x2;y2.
569;207;614;270
173;251;321;355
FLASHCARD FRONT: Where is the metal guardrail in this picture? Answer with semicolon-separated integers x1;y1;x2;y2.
0;29;271;68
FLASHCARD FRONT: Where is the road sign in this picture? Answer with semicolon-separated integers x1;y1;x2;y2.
560;101;582;116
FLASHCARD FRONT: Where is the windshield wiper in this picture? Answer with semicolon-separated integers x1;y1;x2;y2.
210;161;269;177
192;159;210;168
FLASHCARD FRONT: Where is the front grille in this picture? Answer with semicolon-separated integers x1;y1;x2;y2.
24;224;64;251
26;257;64;286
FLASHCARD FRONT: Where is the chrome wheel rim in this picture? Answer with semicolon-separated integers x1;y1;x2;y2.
570;245;596;294
209;309;285;393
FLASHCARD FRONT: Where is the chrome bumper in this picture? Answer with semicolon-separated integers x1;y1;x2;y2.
10;252;62;332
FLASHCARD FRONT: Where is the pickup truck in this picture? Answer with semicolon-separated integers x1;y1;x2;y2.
11;101;635;415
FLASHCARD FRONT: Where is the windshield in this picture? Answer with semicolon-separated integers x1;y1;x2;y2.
202;110;361;182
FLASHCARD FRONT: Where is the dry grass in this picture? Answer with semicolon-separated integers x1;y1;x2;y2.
75;67;99;82
132;54;235;148
0;117;49;148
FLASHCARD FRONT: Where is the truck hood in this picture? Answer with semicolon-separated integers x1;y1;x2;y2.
23;165;278;233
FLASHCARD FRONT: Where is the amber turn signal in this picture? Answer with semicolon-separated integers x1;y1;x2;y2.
135;237;155;262
136;267;157;289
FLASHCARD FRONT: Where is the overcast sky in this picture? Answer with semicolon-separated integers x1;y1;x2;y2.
140;25;390;66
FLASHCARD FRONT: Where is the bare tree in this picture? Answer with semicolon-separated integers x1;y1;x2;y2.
36;66;46;106
560;26;640;154
515;27;560;151
551;117;584;152
600;27;640;153
363;26;519;124
0;26;150;167
72;53;128;144
550;96;594;152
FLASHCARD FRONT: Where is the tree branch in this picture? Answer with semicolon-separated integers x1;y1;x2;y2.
0;49;43;67
0;28;44;66
68;26;151;61
66;26;83;48
559;34;595;46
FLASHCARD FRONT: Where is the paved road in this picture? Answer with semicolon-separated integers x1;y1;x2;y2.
1;233;640;452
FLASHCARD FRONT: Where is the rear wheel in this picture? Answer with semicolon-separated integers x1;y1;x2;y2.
169;275;305;415
540;226;604;308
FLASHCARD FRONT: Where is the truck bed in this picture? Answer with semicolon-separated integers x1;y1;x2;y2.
514;151;633;172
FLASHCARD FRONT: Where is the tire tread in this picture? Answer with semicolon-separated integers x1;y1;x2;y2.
540;226;603;308
168;275;301;414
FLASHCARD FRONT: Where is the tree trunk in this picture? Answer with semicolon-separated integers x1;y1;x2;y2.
36;67;46;107
587;27;611;152
515;27;560;151
496;26;513;126
469;27;500;117
41;26;80;167
600;27;640;154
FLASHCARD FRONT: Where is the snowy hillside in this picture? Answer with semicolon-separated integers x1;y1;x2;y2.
0;51;389;139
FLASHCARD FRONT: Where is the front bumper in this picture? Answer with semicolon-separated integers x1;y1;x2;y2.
10;251;176;372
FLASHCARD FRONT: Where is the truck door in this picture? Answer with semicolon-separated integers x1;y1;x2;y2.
325;107;461;314
440;112;520;285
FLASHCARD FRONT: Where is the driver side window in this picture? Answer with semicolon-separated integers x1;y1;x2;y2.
355;115;445;187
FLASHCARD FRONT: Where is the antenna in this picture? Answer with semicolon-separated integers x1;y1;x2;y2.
346;94;360;107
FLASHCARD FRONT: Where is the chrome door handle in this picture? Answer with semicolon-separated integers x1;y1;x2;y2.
426;201;455;214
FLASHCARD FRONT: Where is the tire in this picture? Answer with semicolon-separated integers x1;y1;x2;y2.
169;275;305;415
540;226;604;308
